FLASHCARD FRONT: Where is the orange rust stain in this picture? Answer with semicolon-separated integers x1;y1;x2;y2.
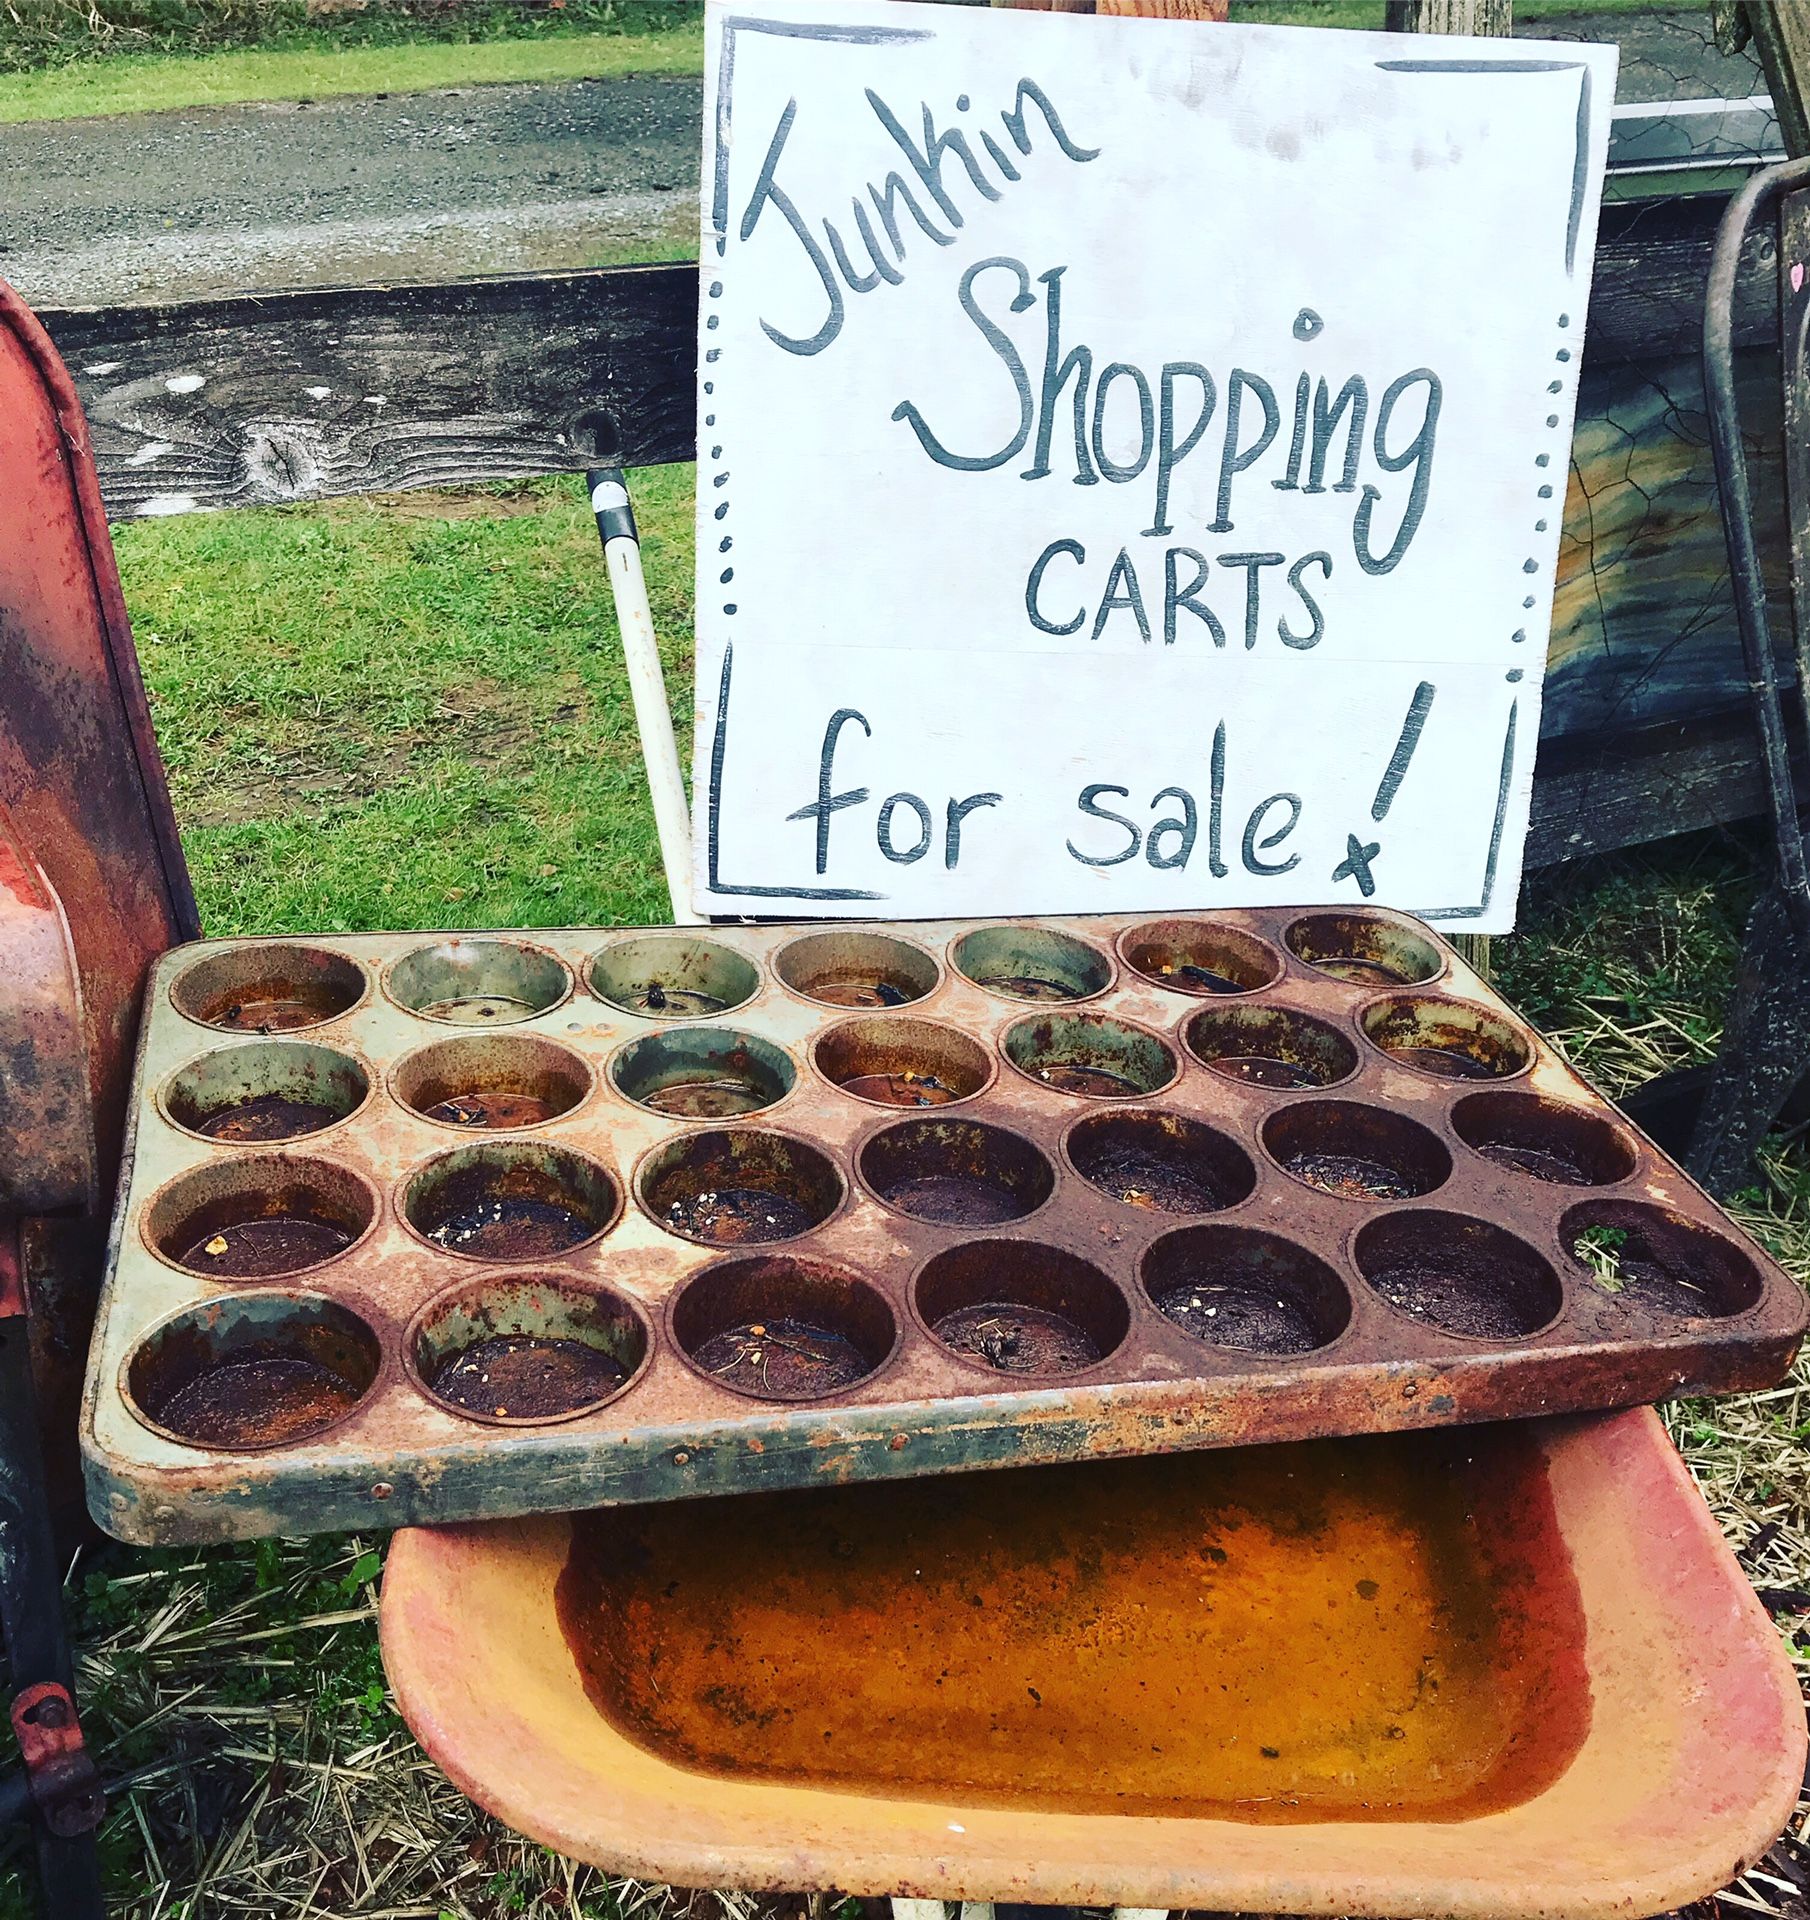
0;836;46;908
557;1427;1589;1822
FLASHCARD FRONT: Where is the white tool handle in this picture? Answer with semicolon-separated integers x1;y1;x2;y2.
588;467;704;926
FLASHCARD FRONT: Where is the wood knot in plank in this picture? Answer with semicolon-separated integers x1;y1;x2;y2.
243;423;328;503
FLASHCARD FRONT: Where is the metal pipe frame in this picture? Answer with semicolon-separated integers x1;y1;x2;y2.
1704;153;1810;942
0;1227;104;1919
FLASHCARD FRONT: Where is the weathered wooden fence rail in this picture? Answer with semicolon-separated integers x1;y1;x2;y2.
34;190;1792;875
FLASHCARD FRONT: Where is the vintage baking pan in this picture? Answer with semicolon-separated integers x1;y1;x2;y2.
82;910;1807;1542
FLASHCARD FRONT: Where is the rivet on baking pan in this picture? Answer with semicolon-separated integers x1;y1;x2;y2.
371;1482;392;1500
890;1433;909;1451
672;1450;691;1466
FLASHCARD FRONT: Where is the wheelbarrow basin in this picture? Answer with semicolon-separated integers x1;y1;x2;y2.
380;1407;1804;1919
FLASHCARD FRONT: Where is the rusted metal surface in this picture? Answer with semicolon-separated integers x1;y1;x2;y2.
0;803;96;1219
84;911;1807;1545
9;1684;104;1841
0;277;196;1531
379;1407;1807;1917
559;1427;1590;1820
0;277;197;1168
0;1250;106;1915
0;1216;26;1322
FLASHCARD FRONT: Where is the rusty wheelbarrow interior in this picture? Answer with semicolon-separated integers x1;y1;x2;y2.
381;1407;1806;1919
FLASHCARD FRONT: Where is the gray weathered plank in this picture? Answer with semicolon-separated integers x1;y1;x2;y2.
1588;193;1777;360
42;263;694;520
35;198;1769;524
1525;712;1775;869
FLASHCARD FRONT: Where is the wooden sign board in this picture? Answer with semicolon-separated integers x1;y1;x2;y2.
692;2;1616;929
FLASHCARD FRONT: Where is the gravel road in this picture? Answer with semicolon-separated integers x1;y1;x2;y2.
0;13;1767;309
0;72;700;305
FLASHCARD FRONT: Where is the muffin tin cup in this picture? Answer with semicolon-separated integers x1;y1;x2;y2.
1141;1223;1353;1357
1283;908;1446;989
813;1014;994;1110
390;1033;593;1133
1183;1001;1360;1091
951;924;1113;1003
1118;918;1284;996
84;911;1808;1544
859;1116;1055;1228
121;1290;383;1453
637;1128;845;1247
406;1273;652;1427
400;1142;621;1263
1453;1089;1639;1187
773;929;940;1009
1354;1211;1566;1342
670;1255;899;1403
1360;993;1533;1082
1064;1107;1257;1217
1561;1197;1768;1322
914;1240;1131;1379
1002;1011;1178;1101
609;1027;795;1120
589;934;761;1020
160;1040;372;1145
384;938;572;1027
1262;1099;1453;1203
169;943;368;1034
141;1154;378;1281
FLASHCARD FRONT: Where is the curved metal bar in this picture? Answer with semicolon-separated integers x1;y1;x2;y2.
1705;155;1810;942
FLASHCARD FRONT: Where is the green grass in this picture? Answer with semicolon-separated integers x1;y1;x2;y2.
123;470;695;936
1493;833;1760;1099
0;20;702;122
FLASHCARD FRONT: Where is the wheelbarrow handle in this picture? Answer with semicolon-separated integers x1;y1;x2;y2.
586;467;706;927
1705;154;1810;945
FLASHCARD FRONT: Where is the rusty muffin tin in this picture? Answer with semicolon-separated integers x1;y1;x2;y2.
83;910;1808;1544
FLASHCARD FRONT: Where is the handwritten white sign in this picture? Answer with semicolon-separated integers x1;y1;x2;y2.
692;1;1615;929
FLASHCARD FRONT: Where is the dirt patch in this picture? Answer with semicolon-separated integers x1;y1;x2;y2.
154;1356;362;1448
320;483;559;521
931;1300;1103;1374
691;1317;872;1400
178;677;580;826
430;1333;627;1420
